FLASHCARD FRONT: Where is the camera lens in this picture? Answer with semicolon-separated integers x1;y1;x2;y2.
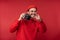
24;14;31;20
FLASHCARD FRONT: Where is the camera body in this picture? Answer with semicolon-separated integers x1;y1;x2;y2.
24;14;31;20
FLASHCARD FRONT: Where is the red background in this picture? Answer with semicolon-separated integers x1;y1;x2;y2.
0;0;60;40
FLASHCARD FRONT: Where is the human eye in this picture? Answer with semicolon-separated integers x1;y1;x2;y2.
31;10;33;12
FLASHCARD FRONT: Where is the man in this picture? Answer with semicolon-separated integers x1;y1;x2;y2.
10;5;47;40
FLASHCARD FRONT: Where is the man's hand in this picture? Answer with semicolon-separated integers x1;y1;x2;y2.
34;14;42;22
18;13;25;21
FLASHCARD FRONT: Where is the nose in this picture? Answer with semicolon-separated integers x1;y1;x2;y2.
32;12;36;15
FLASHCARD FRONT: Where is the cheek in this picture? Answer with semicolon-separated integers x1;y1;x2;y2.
29;12;33;14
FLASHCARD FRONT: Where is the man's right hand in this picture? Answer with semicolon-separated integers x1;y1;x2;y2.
18;13;25;21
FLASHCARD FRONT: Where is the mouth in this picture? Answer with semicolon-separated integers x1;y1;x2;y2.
31;13;36;15
31;14;35;18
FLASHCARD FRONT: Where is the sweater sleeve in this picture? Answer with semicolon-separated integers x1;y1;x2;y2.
40;21;47;33
9;20;22;33
36;20;47;33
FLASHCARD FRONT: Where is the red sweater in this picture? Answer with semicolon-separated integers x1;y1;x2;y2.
10;18;46;40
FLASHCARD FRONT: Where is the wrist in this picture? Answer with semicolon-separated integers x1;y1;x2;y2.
18;18;21;21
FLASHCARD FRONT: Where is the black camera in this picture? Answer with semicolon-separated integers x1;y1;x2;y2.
24;14;31;20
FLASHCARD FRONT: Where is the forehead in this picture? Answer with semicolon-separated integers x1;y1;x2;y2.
29;8;37;11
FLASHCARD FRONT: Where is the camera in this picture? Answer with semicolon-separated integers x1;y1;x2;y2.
24;14;31;20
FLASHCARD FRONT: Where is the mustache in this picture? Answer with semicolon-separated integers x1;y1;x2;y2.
30;14;37;16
